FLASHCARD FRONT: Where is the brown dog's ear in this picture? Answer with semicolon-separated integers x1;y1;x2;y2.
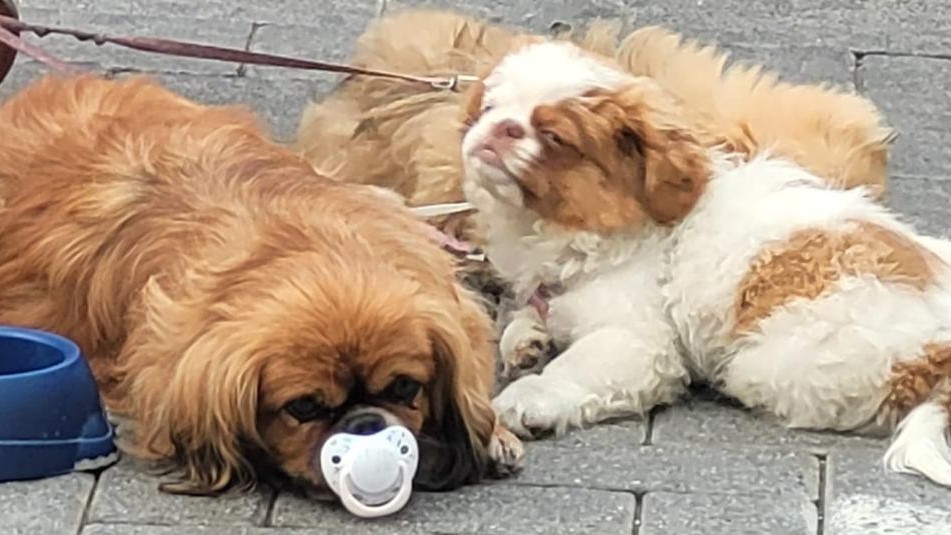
149;331;263;496
590;82;712;224
118;282;264;496
413;296;495;491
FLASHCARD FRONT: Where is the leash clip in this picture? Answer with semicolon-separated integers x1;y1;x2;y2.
430;74;479;92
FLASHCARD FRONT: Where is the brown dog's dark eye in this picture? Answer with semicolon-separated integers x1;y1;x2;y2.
284;396;331;423
383;376;422;405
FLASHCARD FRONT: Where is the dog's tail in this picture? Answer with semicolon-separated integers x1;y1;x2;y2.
883;382;951;486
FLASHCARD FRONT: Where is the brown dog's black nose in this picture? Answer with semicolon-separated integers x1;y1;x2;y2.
341;412;386;435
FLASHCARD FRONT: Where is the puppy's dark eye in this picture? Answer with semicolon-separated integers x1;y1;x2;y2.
481;105;494;115
541;129;564;147
383;376;422;405
284;396;331;423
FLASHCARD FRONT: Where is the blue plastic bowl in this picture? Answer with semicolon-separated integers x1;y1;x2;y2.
0;325;118;482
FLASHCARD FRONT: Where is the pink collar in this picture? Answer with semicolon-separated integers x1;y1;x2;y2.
423;225;486;262
422;223;556;321
528;284;561;322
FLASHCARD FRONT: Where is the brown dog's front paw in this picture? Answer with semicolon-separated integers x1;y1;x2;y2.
486;423;525;479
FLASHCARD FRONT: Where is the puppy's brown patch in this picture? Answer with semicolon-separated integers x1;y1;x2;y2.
734;222;942;336
505;82;711;233
880;343;951;426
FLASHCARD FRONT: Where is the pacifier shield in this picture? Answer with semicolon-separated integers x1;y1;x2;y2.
319;425;420;518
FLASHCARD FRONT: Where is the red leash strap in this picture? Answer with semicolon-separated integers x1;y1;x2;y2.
0;2;484;262
0;11;476;91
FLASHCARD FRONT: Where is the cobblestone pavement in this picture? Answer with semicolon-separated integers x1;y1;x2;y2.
2;1;951;534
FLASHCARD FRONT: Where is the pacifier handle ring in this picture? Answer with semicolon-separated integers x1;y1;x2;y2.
338;462;413;518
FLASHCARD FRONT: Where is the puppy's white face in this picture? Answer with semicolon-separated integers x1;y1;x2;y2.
461;42;634;208
460;41;711;233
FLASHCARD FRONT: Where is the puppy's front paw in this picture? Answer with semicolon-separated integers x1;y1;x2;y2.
499;316;552;382
492;375;586;439
487;424;525;478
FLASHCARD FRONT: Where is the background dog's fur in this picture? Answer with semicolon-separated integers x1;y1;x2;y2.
0;74;518;496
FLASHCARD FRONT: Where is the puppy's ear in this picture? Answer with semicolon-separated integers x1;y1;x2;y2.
592;82;712;224
414;296;495;491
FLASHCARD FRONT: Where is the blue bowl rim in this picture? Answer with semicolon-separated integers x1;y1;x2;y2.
0;325;82;380
0;423;115;446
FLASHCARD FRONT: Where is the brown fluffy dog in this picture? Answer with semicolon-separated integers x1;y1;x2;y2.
297;8;892;243
0;74;522;497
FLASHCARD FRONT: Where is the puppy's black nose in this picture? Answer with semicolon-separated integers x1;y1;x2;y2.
342;412;386;435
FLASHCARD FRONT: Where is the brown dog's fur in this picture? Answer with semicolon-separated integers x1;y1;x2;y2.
0;74;520;496
296;8;892;242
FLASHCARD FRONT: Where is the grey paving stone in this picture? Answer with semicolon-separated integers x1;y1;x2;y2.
27;0;951;56
652;400;888;454
857;0;951;55
0;473;95;535
29;0;385;27
83;526;332;535
272;483;636;534
363;2;859;90
624;0;884;50
825;495;951;535
390;0;951;55
16;7;253;75
859;55;951;179
723;43;855;89
825;447;951;535
389;0;638;33
640;492;817;535
245;2;379;80
626;0;951;54
86;458;272;527
0;63;318;142
887;176;951;238
146;72;322;142
0;58;48;99
513;422;818;499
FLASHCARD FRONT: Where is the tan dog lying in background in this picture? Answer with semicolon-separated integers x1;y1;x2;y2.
297;8;892;236
0;74;522;497
295;8;893;380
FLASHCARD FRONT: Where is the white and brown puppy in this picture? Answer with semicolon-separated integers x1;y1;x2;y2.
296;9;893;373
462;41;951;487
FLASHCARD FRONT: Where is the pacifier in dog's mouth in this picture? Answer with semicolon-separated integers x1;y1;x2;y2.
319;425;419;518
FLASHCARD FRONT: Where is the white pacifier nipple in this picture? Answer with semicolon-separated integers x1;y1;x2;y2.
349;447;400;501
319;425;419;518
